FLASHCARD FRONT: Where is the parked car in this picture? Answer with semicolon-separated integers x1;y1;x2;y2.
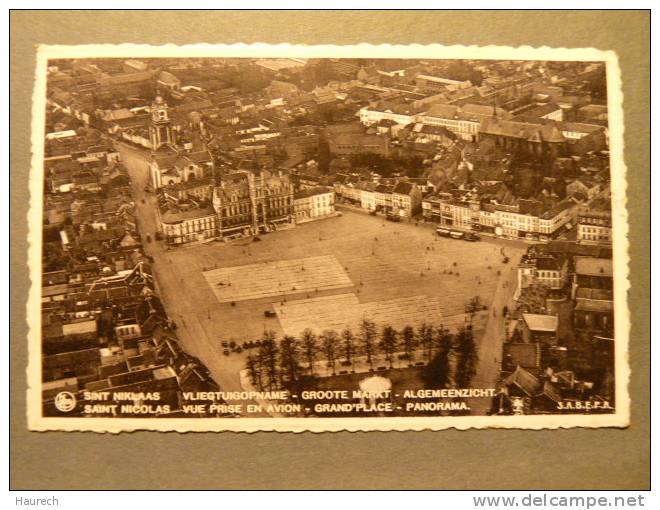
264;310;277;318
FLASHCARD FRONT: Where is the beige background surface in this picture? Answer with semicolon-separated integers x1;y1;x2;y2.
10;10;650;489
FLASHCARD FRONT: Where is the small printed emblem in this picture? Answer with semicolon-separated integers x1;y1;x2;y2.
54;391;77;413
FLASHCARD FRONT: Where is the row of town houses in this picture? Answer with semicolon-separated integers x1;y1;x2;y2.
423;183;611;242
421;192;580;241
333;175;424;218
334;174;609;242
155;170;337;246
159;169;598;245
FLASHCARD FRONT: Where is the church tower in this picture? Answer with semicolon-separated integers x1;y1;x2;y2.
149;95;173;150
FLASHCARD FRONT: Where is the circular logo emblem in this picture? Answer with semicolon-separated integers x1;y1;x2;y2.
54;391;77;413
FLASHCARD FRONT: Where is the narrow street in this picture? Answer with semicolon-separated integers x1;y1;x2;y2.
115;141;268;416
468;260;519;415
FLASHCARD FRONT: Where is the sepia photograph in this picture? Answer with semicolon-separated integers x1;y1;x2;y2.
26;43;630;432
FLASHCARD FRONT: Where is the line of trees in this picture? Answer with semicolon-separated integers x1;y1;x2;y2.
245;318;479;391
421;324;478;391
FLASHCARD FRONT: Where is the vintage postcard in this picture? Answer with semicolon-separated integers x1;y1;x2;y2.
27;43;629;432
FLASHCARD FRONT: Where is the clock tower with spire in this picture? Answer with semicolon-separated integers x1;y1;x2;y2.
149;95;174;150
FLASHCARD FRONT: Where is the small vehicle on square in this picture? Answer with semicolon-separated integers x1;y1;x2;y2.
436;227;480;242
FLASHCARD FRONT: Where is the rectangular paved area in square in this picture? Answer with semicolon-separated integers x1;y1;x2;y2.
203;255;353;303
273;293;448;337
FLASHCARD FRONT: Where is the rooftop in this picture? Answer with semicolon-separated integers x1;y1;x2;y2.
574;299;614;313
61;319;98;336
503;365;540;396
535;255;565;271
294;186;333;199
574;257;613;277
393;181;414;195
522;313;558;332
161;203;215;223
575;287;614;301
504;342;541;369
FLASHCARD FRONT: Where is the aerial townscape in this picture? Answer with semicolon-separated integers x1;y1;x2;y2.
40;56;614;419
